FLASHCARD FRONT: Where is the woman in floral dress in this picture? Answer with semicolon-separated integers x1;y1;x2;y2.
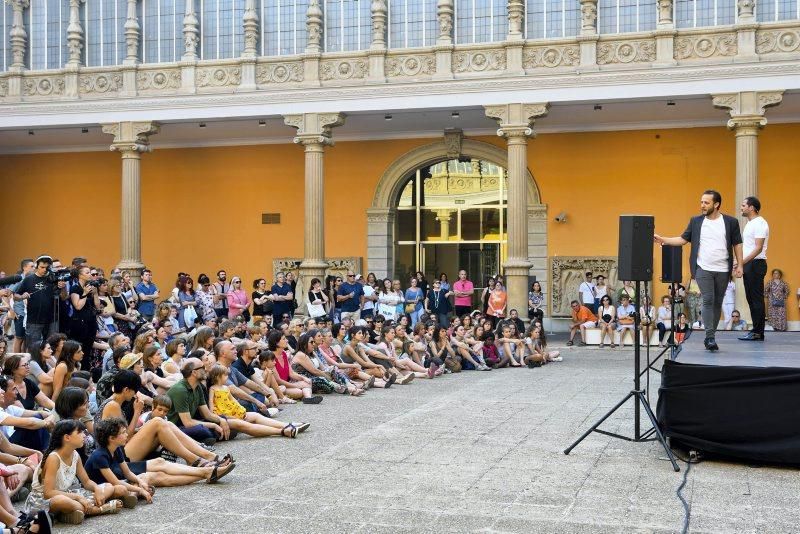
765;269;790;331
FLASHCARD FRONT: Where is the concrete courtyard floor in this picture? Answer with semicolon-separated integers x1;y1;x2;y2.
63;345;799;533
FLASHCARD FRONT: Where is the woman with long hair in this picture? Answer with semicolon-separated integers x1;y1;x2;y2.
69;267;101;367
251;278;272;324
597;295;617;348
317;329;376;388
481;277;496;315
226;277;251;321
528;281;545;323
290;334;344;395
176;275;197;330
404;277;424;328
266;331;320;403
306;278;329;320
377;278;402;322
50;340;83;401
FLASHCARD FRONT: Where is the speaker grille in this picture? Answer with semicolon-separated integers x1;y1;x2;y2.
261;213;281;225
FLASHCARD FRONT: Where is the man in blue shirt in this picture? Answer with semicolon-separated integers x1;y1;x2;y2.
270;272;294;325
337;271;364;322
135;269;160;321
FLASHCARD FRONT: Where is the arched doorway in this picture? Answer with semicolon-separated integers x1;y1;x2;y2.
394;158;508;298
366;133;548;298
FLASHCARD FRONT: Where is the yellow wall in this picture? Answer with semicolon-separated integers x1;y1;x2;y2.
1;125;797;324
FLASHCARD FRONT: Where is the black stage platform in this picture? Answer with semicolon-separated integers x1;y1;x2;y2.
671;330;800;368
657;331;800;465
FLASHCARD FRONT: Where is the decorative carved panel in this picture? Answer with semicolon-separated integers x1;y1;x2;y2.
522;45;580;69
674;33;737;60
137;69;182;92
23;75;65;97
320;58;368;80
453;49;506;73
0;79;7;97
385;54;436;77
78;73;123;94
756;29;800;54
196;66;241;88
597;39;656;64
549;256;619;317
256;62;304;84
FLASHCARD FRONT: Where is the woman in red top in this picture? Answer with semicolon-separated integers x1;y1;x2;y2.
265;331;321;404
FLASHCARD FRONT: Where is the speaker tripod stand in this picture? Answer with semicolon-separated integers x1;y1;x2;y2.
564;280;680;472
641;283;685;377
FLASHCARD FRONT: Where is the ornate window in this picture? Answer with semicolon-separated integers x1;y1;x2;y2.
757;0;800;21
27;0;70;70
261;0;308;55
324;0;371;51
83;0;127;67
675;0;736;27
598;0;656;33
200;0;244;60
387;0;437;48
525;0;581;39
454;0;506;43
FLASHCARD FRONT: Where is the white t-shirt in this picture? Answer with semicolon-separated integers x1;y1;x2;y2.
579;282;596;304
0;405;25;438
697;216;729;272
657;305;672;327
362;285;376;311
742;216;769;261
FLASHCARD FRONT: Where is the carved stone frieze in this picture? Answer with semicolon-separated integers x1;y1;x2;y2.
453;49;506;73
23;76;65;97
597;39;656;64
79;73;123;94
756;29;800;54
320;59;368;81
273;258;363;285
0;79;7;97
256;62;303;84
523;45;580;68
549;257;619;317
196;66;241;88
385;54;436;77
674;33;737;60
136;69;181;92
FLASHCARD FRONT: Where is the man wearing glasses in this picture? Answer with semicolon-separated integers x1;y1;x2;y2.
337;272;364;322
167;358;231;444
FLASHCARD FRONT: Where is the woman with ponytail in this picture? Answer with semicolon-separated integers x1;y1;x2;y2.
25;420;130;525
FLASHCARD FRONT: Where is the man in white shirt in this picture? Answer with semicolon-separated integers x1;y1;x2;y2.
739;196;769;341
357;275;377;319
655;190;743;351
577;272;597;314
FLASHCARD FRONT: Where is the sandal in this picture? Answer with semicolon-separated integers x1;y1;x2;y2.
215;453;234;466
293;422;311;433
191;457;216;468
566;340;574;346
99;500;122;514
364;376;375;390
207;461;236;484
281;424;298;438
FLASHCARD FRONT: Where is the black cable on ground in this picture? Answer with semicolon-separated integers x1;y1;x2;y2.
670;449;701;534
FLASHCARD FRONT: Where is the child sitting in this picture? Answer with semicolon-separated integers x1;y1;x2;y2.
25;420;127;525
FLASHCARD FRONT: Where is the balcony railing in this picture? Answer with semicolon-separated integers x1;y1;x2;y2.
0;0;798;103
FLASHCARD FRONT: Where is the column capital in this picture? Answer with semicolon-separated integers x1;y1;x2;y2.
712;91;783;131
102;121;160;153
284;112;346;146
484;103;549;138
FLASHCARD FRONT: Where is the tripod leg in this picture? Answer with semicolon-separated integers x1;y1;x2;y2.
564;391;635;455
636;392;680;472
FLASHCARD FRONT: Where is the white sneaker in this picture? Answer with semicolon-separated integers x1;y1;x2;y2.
551;356;563;362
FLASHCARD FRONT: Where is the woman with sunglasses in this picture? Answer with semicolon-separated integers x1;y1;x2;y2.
226;277;251;321
3;354;55;411
194;274;218;323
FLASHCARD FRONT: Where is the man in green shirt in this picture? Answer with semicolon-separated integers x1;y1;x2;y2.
167;358;230;444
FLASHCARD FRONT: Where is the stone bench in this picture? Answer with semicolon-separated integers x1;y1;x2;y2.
582;327;659;346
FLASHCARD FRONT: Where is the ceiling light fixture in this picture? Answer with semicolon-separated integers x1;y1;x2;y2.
593;105;603;111
81;128;89;133
199;122;206;128
451;112;460;119
27;130;34;136
667;101;676;106
384;114;392;121
258;120;266;126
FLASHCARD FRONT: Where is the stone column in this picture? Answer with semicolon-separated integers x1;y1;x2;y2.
101;122;161;282
181;0;199;94
735;0;758;61
63;0;86;98
367;0;387;82
485;103;549;320
432;0;454;80
712;90;783;326
239;0;259;91
577;0;599;71
654;0;677;66
6;0;29;100
303;0;323;86
283;113;346;307
118;0;138;97
504;0;525;75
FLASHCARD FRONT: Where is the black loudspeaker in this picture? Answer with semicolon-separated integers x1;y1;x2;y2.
618;215;654;281
661;245;683;283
